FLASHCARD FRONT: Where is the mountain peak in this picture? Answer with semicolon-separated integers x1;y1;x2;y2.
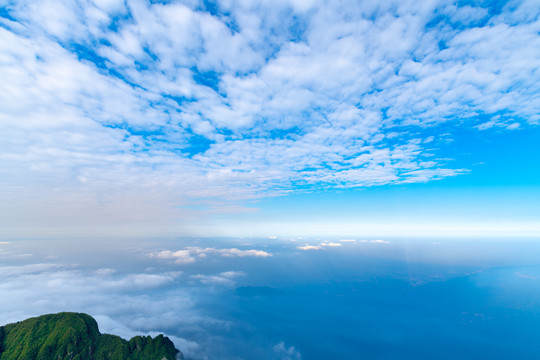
0;312;181;360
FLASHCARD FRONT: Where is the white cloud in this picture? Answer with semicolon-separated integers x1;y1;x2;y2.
149;247;272;264
370;240;391;244
297;245;322;251
506;122;521;130
151;250;196;265
191;274;235;286
0;263;69;277
119;273;176;288
219;271;246;278
215;248;272;257
298;242;343;250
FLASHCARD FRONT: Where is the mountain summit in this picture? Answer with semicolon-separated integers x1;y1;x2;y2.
0;312;181;360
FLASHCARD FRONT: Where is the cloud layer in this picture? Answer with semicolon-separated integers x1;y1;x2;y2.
150;246;272;265
1;0;538;232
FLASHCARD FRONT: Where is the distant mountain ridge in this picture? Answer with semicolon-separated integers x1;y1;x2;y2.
0;312;182;360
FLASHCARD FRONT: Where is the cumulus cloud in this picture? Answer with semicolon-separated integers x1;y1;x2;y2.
321;242;342;247
214;248;272;257
297;245;322;251
151;250;197;265
297;242;343;250
149;247;272;264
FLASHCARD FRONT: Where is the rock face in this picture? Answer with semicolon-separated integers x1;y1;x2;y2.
0;312;182;360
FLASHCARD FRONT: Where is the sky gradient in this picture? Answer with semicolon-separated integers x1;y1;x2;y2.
1;0;539;238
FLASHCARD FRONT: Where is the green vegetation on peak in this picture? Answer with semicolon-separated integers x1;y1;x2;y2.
0;312;181;360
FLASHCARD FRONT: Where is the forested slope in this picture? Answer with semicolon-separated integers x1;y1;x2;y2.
0;312;181;360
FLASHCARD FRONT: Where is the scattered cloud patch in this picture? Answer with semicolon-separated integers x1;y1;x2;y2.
149;247;271;264
150;250;196;265
215;248;272;257
94;268;116;276
506;123;521;130
273;341;302;360
515;272;537;280
358;240;391;244
191;274;235;286
219;271;245;278
297;245;322;251
321;242;342;247
118;273;176;288
370;240;391;244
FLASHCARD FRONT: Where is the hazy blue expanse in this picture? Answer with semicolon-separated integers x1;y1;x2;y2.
2;237;540;359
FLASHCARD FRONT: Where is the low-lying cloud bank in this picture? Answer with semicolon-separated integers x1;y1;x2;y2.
149;246;272;264
0;257;249;360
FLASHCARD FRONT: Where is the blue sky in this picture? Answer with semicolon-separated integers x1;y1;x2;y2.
0;0;539;238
